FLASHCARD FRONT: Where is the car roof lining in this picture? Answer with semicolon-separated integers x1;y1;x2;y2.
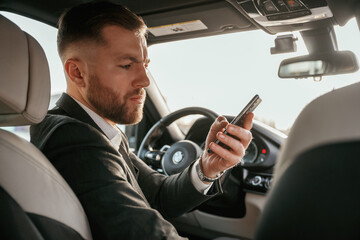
0;0;358;45
0;0;228;27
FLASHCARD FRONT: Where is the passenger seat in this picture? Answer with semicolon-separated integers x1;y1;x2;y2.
254;81;360;239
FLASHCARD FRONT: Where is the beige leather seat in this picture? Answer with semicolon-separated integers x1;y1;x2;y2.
0;14;92;239
255;81;360;239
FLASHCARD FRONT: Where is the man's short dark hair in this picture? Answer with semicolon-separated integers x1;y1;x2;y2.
57;1;147;57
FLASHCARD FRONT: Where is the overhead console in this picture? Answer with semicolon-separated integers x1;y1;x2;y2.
235;0;334;33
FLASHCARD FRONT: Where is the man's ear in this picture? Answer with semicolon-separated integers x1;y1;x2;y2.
64;59;86;87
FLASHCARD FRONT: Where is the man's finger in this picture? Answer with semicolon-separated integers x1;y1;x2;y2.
242;112;254;130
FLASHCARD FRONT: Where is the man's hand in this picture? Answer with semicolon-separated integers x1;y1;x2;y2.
200;113;254;181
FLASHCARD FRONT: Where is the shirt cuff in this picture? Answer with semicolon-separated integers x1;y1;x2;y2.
190;159;213;195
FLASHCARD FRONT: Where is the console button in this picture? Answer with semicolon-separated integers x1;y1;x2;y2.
263;0;279;14
275;0;289;12
285;0;304;10
265;178;273;189
258;154;266;163
251;176;262;186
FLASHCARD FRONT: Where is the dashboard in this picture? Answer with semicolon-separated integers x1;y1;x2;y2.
186;116;286;195
181;116;286;218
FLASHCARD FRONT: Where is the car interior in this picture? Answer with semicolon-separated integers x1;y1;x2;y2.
0;0;360;239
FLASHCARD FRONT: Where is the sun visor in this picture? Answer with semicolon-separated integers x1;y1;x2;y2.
144;1;255;45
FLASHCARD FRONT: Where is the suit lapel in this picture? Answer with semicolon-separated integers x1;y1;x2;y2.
118;135;139;178
55;93;139;178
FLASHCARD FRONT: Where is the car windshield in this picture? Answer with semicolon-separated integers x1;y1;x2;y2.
147;18;360;133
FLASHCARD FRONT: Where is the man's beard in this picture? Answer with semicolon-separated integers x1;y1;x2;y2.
87;74;145;125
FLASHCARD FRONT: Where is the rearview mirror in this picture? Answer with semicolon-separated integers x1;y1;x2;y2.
278;51;359;79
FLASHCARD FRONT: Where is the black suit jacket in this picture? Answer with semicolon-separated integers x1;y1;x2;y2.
30;93;220;240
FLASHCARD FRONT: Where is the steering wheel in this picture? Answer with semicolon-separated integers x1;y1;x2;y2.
137;107;218;175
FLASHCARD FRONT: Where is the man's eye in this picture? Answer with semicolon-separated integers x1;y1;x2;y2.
120;64;131;69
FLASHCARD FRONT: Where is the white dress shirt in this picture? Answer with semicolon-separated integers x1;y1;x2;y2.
72;97;212;194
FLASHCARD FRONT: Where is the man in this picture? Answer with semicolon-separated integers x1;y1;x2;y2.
30;1;253;239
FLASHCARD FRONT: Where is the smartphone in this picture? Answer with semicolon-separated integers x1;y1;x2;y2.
208;94;262;153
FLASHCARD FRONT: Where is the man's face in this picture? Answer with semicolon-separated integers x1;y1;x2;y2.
84;25;150;125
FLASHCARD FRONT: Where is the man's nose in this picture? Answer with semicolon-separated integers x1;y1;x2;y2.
132;63;150;88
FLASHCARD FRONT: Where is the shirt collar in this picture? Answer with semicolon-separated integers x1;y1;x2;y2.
71;96;122;148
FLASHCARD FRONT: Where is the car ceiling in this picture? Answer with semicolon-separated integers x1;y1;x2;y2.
0;0;358;45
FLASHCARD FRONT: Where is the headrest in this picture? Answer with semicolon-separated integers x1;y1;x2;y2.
0;14;50;126
274;81;360;184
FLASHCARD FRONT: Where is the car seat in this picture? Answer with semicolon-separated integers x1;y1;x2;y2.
254;81;360;239
0;14;92;240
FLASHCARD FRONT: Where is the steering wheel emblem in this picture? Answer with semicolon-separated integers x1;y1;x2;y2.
172;151;184;164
